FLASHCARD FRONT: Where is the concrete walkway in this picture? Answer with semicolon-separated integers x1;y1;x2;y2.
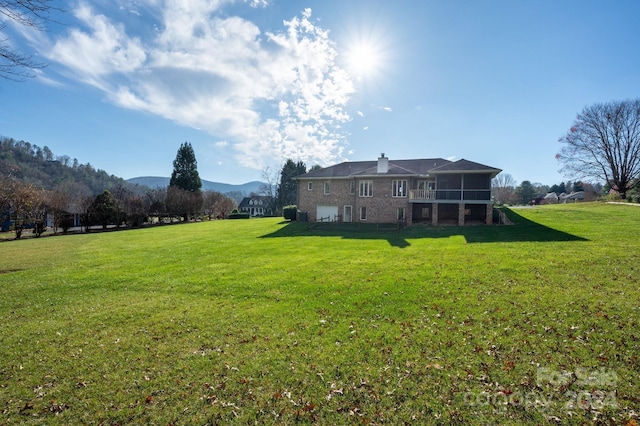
606;202;640;207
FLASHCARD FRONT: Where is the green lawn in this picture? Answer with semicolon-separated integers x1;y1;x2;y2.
0;203;638;425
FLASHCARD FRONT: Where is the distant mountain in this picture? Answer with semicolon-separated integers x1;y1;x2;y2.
126;176;264;197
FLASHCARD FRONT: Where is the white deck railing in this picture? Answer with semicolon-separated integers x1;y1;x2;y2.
409;189;492;201
409;189;436;200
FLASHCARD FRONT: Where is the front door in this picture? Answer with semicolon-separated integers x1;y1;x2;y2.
343;205;352;222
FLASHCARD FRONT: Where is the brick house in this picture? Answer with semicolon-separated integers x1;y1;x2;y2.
295;154;501;226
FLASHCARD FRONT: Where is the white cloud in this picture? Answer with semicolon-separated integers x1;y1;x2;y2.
34;69;65;87
247;0;269;7
215;140;229;148
50;3;146;89
41;1;354;170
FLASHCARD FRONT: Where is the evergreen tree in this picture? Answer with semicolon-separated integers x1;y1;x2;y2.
88;190;119;230
276;159;306;212
558;182;566;194
170;142;202;192
515;180;537;205
168;142;202;220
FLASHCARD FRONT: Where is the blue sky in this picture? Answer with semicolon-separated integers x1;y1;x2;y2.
1;0;639;185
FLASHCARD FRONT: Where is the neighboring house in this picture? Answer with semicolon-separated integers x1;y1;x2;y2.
295;154;501;226
541;191;585;204
238;195;273;217
542;192;559;204
60;202;84;228
559;191;584;203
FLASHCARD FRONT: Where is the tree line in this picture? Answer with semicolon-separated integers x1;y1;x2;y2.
491;174;607;206
0;174;237;239
494;98;640;205
0;139;313;240
0;142;236;239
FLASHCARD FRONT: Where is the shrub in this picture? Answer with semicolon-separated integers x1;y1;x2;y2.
283;205;297;221
227;212;250;219
601;193;622;202
60;218;73;233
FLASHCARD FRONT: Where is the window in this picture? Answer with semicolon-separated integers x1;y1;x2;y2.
350;180;355;195
307;182;313;190
397;207;406;221
359;180;373;197
324;181;330;195
392;180;407;197
360;206;367;220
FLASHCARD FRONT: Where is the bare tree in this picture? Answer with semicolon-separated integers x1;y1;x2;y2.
166;186;202;221
259;166;277;199
0;0;63;80
45;188;69;233
51;181;92;232
202;190;237;219
202;190;223;220
491;172;517;205
0;175;11;210
78;194;94;233
259;166;277;215
3;179;46;238
110;184;131;228
146;188;166;223
557;99;640;199
217;195;236;218
123;195;146;227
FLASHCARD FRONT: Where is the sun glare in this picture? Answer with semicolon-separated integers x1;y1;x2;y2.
345;41;382;80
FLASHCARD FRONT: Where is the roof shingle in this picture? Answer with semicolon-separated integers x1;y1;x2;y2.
296;157;500;179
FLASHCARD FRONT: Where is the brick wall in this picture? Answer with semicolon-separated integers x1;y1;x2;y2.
297;177;411;223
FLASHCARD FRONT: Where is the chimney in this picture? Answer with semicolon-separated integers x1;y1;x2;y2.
377;153;388;173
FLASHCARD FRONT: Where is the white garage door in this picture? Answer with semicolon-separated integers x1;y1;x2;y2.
316;205;339;222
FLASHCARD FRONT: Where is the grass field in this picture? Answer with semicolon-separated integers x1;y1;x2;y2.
0;203;638;425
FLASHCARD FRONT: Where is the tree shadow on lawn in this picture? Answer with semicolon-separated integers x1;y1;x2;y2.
259;208;588;249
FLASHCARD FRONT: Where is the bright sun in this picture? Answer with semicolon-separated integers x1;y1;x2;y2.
345;41;381;80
